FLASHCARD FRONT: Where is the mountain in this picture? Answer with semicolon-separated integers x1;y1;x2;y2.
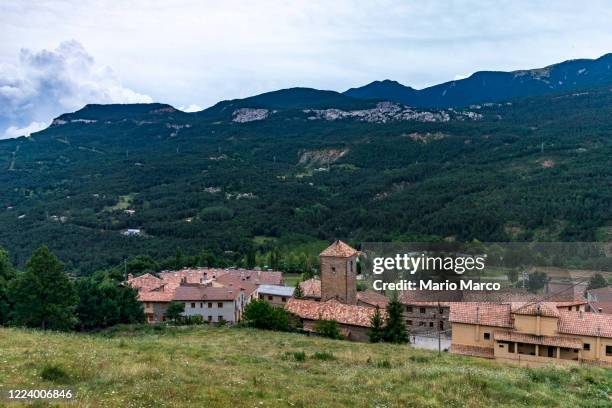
0;78;611;273
344;54;612;107
198;87;376;119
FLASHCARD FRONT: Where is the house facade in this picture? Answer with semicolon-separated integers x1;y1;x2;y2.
128;267;279;323
256;284;294;307
450;301;612;366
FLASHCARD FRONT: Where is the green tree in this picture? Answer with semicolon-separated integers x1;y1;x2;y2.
314;319;343;340
383;295;409;344
126;255;159;276
507;269;519;284
293;281;304;299
76;270;144;330
165;301;185;323
368;305;385;343
586;273;608;291
268;248;281;271
527;271;548;293
0;247;15;325
8;246;78;330
243;299;291;331
246;247;257;269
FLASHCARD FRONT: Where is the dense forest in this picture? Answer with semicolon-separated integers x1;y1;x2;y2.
0;86;610;274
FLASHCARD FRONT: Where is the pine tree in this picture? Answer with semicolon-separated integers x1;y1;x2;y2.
8;246;78;330
368;305;385;343
0;246;14;325
293;281;304;299
383;295;409;344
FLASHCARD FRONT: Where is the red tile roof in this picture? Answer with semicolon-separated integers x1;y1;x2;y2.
319;240;358;258
449;303;513;328
299;278;321;299
285;298;376;328
512;302;560;318
128;273;163;292
356;290;389;308
558;311;612;338
138;285;175;302
174;284;244;301
494;330;583;349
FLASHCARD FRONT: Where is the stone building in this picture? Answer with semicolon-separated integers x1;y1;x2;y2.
320;240;359;304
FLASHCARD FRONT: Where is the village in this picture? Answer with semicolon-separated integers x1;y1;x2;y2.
129;240;612;368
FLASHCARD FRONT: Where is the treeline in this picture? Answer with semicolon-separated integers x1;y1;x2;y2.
0;245;143;331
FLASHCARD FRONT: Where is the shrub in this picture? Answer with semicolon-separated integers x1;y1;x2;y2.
312;351;336;361
313;320;343;340
376;359;392;368
40;364;71;383
285;351;306;362
243;299;292;331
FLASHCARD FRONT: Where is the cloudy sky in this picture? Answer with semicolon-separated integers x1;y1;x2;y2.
1;0;612;138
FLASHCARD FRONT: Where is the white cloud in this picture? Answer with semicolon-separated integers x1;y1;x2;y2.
178;104;203;113
3;121;49;138
0;40;152;139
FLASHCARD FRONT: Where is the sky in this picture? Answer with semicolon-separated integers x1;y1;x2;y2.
1;0;612;139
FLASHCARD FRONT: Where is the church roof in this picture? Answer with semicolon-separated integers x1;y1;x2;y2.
319;240;358;257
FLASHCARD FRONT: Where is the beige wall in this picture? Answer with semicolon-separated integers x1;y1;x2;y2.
258;293;290;307
513;315;558;336
451;322;497;348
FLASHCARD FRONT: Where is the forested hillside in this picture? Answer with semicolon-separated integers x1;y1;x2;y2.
0;86;611;273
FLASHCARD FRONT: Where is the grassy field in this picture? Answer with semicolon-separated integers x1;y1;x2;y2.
0;326;610;407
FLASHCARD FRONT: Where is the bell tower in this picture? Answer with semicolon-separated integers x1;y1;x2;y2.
320;240;358;304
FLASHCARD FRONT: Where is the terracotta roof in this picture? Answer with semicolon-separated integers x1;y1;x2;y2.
215;269;283;286
299;278;321;299
449;303;513;328
138;285;175;302
213;274;258;295
399;290;458;306
356;290;389;308
558;311;612;338
512;302;560;318
285;298;376;327
462;289;539;303
494;330;583;349
174;284;243;301
128;273;163;291
450;344;494;359
319;240;358;258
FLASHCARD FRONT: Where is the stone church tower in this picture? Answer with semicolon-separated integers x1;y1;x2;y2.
320;240;358;304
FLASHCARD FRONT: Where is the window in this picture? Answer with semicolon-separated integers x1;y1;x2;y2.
483;332;491;340
406;306;413;313
200;303;203;308
208;316;212;322
406;320;413;325
606;345;612;356
208;302;212;308
218;316;224;322
281;297;287;302
268;296;273;301
259;294;263;300
419;321;425;326
191;302;196;308
439;308;444;314
584;343;590;351
217;302;223;308
420;307;426;314
508;343;515;353
429;322;434;328
331;266;336;272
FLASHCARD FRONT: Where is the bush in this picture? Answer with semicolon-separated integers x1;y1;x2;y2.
243;299;292;331
40;364;71;383
312;351;336;361
313;320;343;340
285;351;306;362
